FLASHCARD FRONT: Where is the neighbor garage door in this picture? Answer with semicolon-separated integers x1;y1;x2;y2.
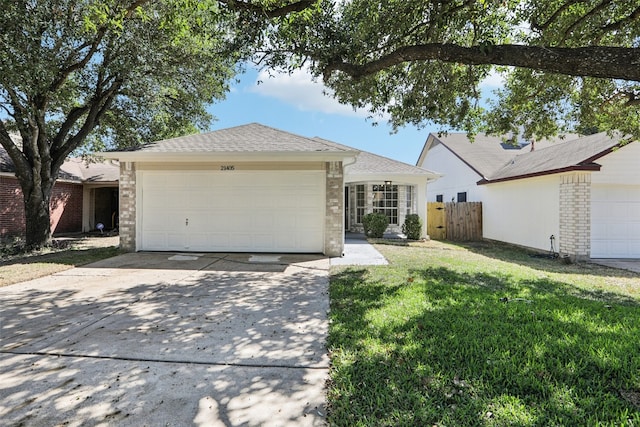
139;170;325;252
591;184;640;258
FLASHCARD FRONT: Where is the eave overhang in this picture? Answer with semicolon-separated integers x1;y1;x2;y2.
477;163;602;185
97;150;358;163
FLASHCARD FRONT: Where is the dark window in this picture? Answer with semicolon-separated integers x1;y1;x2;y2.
436;194;443;203
457;192;467;203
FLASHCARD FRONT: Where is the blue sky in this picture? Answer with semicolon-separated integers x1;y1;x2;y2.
207;67;501;165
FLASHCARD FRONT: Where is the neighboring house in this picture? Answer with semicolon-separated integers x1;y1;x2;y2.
0;146;119;241
417;132;640;260
101;123;438;256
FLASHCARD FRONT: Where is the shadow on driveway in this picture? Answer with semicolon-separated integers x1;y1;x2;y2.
0;252;329;426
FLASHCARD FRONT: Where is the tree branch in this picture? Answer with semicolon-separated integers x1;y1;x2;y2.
559;0;613;45
0;108;33;186
52;76;123;166
49;0;147;93
323;44;640;82
600;5;640;33
531;0;583;31
49;32;106;93
219;0;316;18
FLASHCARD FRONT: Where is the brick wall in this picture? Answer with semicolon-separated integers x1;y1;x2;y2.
118;162;136;251
0;176;26;239
559;172;591;261
325;161;344;257
1;175;83;240
50;182;84;234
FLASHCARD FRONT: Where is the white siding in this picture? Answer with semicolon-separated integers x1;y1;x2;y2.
591;142;640;257
424;144;485;202
483;175;560;252
592;142;640;185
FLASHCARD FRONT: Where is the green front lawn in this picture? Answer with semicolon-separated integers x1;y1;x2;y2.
328;240;640;426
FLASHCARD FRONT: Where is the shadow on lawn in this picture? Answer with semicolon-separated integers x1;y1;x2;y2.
0;246;121;267
458;240;640;279
328;266;640;426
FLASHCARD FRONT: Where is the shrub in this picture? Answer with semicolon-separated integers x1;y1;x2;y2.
362;212;389;238
402;214;422;240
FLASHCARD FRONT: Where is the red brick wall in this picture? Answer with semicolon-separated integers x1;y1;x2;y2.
0;176;25;239
50;182;83;234
1;175;84;240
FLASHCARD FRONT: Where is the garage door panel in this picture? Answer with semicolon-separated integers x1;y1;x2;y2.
253;214;275;229
591;184;640;258
167;233;185;248
229;234;253;250
140;170;325;252
142;232;167;249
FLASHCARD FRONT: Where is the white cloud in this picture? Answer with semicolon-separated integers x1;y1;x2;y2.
248;68;371;118
248;66;506;117
480;68;506;89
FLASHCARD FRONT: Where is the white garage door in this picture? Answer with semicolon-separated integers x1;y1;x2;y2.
591;184;640;258
139;170;325;253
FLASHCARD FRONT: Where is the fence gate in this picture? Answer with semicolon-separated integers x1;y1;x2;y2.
427;202;446;240
427;202;482;241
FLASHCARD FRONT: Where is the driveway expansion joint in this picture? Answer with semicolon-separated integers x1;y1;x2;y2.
0;350;330;370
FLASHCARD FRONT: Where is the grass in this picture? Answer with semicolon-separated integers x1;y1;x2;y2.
0;238;121;287
327;240;640;426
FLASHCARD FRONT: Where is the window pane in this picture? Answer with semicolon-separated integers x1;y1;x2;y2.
356;185;365;223
371;183;399;225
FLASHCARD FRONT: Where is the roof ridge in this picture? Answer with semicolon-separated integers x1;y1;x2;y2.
508;131;613;162
314;137;435;174
249;123;348;150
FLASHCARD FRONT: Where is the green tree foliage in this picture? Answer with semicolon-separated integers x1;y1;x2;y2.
260;0;640;139
0;0;247;248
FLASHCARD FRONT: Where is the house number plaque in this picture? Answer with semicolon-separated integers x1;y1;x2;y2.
220;165;235;171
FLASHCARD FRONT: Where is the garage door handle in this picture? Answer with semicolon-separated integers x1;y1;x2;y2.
186;218;189;226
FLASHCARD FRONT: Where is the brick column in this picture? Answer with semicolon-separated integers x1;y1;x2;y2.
559;172;591;261
325;161;344;257
119;162;136;252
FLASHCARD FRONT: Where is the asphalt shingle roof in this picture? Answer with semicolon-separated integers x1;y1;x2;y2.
314;137;434;175
1;145;118;183
428;133;524;178
424;131;630;183
119;123;353;153
486;132;624;182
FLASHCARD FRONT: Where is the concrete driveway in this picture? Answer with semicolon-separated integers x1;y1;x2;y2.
0;252;330;426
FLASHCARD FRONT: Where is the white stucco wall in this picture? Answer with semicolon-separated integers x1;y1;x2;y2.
423;143;485;202
482;175;560;252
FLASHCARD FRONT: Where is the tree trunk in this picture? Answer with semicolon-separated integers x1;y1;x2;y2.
23;180;53;249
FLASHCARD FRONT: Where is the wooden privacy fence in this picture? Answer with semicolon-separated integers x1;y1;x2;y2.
427;202;483;241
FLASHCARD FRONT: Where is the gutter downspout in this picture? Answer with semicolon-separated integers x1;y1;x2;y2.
340;155;359;256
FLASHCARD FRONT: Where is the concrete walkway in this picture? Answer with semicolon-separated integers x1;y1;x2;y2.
331;234;388;266
0;252;329;426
